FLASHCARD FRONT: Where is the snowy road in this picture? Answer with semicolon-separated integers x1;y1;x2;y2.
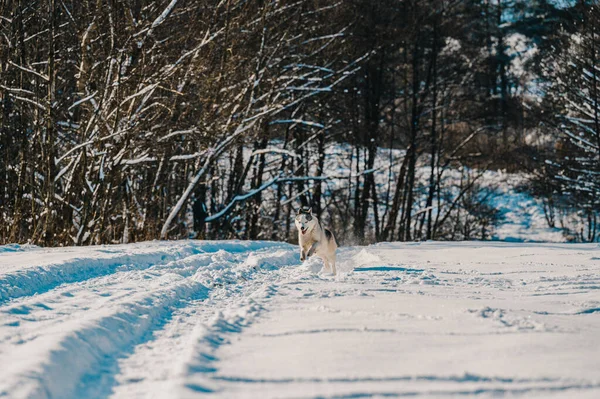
0;241;599;398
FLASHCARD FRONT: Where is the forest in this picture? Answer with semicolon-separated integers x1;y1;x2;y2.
0;0;599;246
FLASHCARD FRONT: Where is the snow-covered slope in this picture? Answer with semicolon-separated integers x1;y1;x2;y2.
1;241;599;398
485;172;566;242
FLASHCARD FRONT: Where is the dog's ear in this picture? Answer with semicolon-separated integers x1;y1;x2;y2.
299;206;311;214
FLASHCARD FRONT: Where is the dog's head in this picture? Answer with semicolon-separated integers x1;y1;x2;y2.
295;207;317;236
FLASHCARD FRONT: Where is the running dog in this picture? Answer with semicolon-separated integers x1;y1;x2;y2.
294;207;338;275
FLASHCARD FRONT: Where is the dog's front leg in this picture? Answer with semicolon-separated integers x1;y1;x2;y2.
307;242;319;258
300;248;306;261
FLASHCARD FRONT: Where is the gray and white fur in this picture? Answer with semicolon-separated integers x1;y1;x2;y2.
294;207;338;275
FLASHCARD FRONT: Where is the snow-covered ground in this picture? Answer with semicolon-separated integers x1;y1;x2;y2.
1;240;599;398
486;172;566;243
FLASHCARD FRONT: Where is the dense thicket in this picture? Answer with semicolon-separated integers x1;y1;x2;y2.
533;1;600;241
1;0;598;245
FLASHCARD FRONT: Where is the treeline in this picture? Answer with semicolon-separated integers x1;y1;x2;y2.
0;0;598;246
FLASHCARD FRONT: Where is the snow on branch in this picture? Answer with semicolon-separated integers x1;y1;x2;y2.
8;61;49;81
0;85;35;95
151;0;178;29
251;148;301;159
158;128;198;142
68;92;97;110
9;94;45;110
302;32;345;44
269;119;325;129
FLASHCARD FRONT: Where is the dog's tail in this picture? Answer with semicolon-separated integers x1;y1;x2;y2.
324;228;338;247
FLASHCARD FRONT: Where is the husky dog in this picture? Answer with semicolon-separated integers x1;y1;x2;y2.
295;207;338;275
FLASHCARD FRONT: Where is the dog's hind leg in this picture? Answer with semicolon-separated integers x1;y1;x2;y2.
330;254;337;276
322;258;330;273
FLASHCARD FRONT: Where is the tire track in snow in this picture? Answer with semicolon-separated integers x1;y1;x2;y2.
108;249;301;399
303;382;600;398
0;272;209;398
0;240;283;305
0;242;297;399
0;243;198;305
0;249;228;347
179;288;279;396
209;374;600;398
